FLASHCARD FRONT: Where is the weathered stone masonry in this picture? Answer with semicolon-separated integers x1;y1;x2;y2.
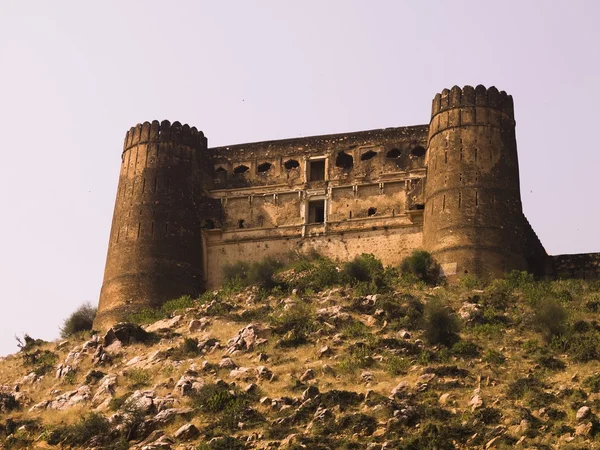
94;86;600;330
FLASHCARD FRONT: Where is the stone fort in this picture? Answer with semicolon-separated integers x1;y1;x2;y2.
94;85;600;330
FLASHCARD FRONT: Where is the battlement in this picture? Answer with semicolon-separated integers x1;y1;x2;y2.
431;85;514;118
123;120;207;152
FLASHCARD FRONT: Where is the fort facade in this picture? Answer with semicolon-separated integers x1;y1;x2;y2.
94;85;600;330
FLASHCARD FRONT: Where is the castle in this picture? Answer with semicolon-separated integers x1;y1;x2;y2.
94;85;600;330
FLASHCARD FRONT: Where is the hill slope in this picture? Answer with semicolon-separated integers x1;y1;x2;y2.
2;269;600;449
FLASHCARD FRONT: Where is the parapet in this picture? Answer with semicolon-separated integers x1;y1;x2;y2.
431;85;514;118
123;120;207;153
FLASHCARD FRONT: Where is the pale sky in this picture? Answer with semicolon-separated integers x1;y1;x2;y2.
0;1;598;356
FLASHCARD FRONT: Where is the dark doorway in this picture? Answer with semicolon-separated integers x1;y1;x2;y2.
308;200;325;224
309;159;325;181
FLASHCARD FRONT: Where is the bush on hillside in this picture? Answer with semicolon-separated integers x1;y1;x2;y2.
400;250;439;284
532;299;568;342
423;298;460;346
60;302;97;338
342;253;388;293
223;258;283;290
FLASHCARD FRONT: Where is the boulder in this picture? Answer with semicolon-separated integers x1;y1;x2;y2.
226;323;270;354
145;315;182;333
174;423;199;440
104;323;151;346
577;406;591;421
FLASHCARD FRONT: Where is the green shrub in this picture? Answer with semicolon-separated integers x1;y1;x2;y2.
223;258;283;290
386;356;411;375
22;350;58;376
483;349;506;365
46;413;110;447
190;383;259;431
342;253;384;284
567;331;600;362
400;250;439;284
169;337;200;360
126;295;196;325
423;298;460;346
0;393;19;412
536;355;565;370
583;374;600;393
532;299;568;341
270;302;317;347
451;340;479;358
125;368;151;389
60;302;97;338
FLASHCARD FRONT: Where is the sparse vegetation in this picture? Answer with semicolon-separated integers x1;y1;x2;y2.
400;250;439;284
3;264;600;449
60;302;97;338
422;298;460;346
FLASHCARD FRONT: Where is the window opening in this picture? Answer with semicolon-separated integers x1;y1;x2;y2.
361;150;377;161
411;146;426;157
367;207;377;217
215;166;227;173
233;165;249;174
386;148;401;159
309;159;326;181
202;219;216;229
308;200;325;224
335;151;353;169
238;219;245;228
284;159;300;170
257;162;272;174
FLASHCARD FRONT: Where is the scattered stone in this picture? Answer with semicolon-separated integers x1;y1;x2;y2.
174;423;199;440
153;407;193;424
302;385;320;401
226;323;270;354
56;364;75;380
188;317;210;332
256;365;273;381
318;345;333;358
91;374;118;407
48;385;92;410
469;393;483;411
218;357;237;369
575;421;593;436
391;382;409;398
104;323;150;346
300;369;315;382
576;406;591;421
145;315;182;333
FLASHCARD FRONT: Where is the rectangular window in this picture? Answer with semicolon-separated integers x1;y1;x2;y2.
308;200;325;223
309;160;325;181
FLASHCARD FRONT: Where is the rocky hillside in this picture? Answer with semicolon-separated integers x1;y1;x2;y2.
2;258;600;449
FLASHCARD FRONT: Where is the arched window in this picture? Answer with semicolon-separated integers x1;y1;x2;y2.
386;148;402;159
361;150;377;161
257;162;273;174
335;151;353;169
233;165;249;174
367;207;377;217
284;159;300;170
411;146;426;157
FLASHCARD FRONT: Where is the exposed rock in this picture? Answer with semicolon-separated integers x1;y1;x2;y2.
575;421;593;436
174;423;199;440
91;374;118;407
469;393;483;411
218;357;237;369
316;305;351;323
49;385;92;410
230;366;255;380
188;317;211;332
104;323;151;346
145;315;182;333
318;345;333;358
256;365;273;381
390;382;409;398
226;323;270;354
300;369;315;382
174;375;204;396
302;385;320;401
459;302;483;322
577;405;591;421
153;407;194;424
55;364;75;380
123;390;155;414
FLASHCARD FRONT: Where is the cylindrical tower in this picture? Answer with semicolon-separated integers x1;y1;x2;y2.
94;120;207;330
423;85;528;279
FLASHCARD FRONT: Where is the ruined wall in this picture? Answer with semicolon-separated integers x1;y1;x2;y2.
423;85;528;279
552;253;600;280
204;218;423;289
94;121;209;330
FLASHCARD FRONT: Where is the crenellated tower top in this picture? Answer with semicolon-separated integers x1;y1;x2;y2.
123;120;207;153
